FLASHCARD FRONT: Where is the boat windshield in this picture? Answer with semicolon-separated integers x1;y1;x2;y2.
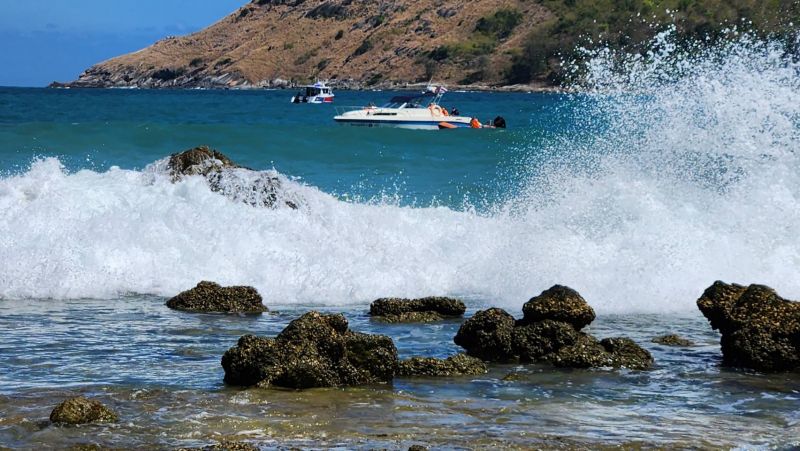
381;93;433;109
380;101;424;109
305;87;321;96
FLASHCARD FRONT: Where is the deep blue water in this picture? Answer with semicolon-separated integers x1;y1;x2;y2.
0;87;564;208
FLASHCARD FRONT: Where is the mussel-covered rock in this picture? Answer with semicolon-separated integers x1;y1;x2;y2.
521;285;596;330
651;334;694;346
165;146;299;209
397;353;487;377
176;441;259;451
454;285;653;370
221;311;398;388
166;281;267;314
697;281;800;372
453;307;516;362
511;319;581;362
370;296;466;323
548;336;653;369
50;396;118;425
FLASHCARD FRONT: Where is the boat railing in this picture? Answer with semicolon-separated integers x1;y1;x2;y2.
334;106;376;115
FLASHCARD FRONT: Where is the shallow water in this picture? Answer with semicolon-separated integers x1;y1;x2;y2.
1;298;799;449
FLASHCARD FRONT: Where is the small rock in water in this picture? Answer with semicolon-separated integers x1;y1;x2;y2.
370;296;466;323
408;446;428;451
221;311;398;388
166;281;267;314
165;146;299;209
501;371;524;381
454;285;653;370
397;353;487;377
697;281;800;372
651;334;694;346
49;396;118;425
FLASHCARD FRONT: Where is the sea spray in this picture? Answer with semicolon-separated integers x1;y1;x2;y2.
1;31;799;312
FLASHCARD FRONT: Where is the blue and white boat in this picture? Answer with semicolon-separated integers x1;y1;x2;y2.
291;81;334;104
333;86;474;130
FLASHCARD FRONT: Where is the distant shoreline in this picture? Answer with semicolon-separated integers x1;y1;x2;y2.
47;80;561;94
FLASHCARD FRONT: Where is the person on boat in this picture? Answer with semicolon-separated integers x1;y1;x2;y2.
470;117;481;128
451;107;460;116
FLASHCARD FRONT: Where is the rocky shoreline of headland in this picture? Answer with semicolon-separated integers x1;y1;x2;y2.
49;76;555;93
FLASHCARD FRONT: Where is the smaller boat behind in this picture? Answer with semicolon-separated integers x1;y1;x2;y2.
291;81;334;104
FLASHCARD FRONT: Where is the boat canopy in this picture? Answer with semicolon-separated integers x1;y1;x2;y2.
382;92;434;109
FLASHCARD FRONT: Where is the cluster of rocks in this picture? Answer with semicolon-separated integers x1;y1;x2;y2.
166;281;267;314
698;281;800;372
222;311;398;388
369;296;466;323
220;309;485;389
165;146;300;209
454;285;654;370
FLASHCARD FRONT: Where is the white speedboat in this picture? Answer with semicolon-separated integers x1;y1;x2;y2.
334;86;476;130
291;81;334;104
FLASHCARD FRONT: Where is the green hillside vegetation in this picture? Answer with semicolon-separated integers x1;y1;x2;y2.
507;0;800;85
428;8;523;62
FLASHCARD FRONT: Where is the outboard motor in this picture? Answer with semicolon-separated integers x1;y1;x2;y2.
492;116;507;129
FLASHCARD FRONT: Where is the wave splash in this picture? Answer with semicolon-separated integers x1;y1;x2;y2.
1;30;799;312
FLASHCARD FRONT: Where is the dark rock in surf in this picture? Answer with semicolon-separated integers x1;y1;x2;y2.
697;281;800;372
166;281;267;314
397;353;487;377
370;296;466;323
167;146;238;178
166;146;298;209
521;285;595;330
454;285;653;370
652;334;694;347
221;311;398;388
49;396;118;425
511;319;581;362
550;336;654;370
453;307;516;362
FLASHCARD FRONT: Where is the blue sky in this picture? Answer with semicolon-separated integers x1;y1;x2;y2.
0;0;245;87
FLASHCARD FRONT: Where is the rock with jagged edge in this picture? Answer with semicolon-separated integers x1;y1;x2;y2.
697;281;800;371
166;281;267;314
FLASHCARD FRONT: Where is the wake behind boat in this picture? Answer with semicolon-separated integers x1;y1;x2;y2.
334;86;504;130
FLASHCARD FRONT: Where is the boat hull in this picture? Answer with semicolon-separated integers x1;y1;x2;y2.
334;117;472;130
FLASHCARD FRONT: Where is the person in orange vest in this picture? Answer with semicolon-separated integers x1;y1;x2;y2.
470;117;481;128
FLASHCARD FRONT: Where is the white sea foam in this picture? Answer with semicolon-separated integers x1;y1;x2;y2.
0;30;798;312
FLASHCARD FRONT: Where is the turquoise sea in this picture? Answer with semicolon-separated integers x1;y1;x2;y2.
1;32;800;449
